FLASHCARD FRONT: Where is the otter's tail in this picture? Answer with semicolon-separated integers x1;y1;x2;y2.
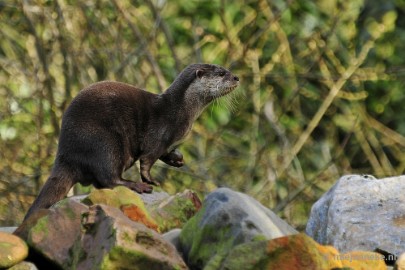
23;173;76;221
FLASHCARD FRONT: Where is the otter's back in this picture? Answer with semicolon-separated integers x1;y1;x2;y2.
56;81;156;161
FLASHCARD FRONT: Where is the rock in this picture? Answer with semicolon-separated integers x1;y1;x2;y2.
15;197;187;269
163;228;182;251
306;174;405;257
395;253;405;270
146;189;202;233
140;190;171;205
0;232;28;268
83;187;200;233
8;261;38;270
205;233;342;270
0;227;17;233
179;187;297;269
82;186;159;231
204;233;386;270
83;186;144;208
79;204;188;270
15;199;88;269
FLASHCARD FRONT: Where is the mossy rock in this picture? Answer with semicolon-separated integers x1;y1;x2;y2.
148;189;201;233
82;186;158;231
0;232;28;268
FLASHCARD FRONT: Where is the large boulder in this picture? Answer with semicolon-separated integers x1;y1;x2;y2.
306;174;405;257
78;204;188;270
15;188;188;270
179;187;297;269
15;199;89;268
205;233;386;270
205;233;341;270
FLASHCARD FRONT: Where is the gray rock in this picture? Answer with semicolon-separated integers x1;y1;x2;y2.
0;227;17;233
8;261;38;270
140;190;171;206
163;228;182;251
67;194;87;203
306;174;405;257
179;187;297;269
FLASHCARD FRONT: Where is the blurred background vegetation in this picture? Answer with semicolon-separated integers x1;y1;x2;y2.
1;0;405;229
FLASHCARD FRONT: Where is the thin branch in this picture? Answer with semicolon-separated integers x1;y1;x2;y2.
274;120;355;212
54;0;72;111
366;116;405;147
276;37;380;180
144;0;181;72
22;1;60;136
112;0;167;91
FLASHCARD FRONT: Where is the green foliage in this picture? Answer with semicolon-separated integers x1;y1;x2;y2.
1;0;405;228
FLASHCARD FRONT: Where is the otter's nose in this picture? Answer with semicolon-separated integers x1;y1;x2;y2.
234;76;239;81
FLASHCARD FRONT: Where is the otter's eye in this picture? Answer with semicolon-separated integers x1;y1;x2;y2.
219;71;226;76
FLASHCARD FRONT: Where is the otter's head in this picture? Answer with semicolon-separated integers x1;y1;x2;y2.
184;64;239;104
164;63;240;115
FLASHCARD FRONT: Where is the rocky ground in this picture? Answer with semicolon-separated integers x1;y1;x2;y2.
1;174;405;269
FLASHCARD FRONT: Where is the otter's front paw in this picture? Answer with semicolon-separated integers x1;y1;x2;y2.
160;149;184;167
165;158;184;167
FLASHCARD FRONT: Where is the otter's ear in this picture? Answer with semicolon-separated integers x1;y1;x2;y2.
196;69;204;79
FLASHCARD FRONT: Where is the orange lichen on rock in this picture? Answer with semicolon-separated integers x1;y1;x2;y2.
121;204;159;232
264;233;342;270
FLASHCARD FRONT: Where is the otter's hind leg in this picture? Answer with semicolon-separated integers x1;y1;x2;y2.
91;151;153;193
105;177;153;193
140;155;161;186
93;166;152;193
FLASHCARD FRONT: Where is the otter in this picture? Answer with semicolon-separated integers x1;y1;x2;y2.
23;63;239;220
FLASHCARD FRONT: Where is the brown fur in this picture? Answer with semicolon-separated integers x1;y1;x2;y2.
23;64;239;220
